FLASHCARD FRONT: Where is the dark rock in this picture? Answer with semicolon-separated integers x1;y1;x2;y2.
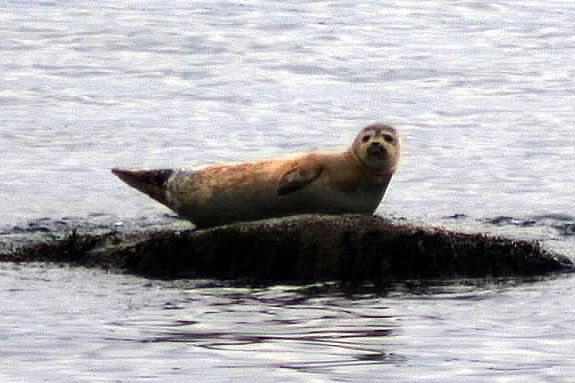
1;215;572;284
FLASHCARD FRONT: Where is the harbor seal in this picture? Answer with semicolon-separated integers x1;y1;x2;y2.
112;123;401;228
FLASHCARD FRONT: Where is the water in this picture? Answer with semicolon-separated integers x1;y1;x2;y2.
1;0;575;381
2;264;575;382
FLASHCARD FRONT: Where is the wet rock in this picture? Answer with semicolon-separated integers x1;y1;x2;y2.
0;215;572;284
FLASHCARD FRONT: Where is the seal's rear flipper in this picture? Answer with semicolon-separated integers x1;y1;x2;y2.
111;168;173;206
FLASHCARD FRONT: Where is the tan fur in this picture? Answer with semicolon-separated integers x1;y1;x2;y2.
112;123;401;228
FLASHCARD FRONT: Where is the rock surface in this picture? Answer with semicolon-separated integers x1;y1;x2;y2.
1;215;572;284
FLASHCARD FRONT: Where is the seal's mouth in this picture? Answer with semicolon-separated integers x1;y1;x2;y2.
367;144;388;158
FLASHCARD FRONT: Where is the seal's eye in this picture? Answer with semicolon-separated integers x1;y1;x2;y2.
361;135;370;143
383;134;394;144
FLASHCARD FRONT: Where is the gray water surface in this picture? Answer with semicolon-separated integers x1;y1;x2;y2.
1;264;575;383
1;1;575;381
1;0;574;223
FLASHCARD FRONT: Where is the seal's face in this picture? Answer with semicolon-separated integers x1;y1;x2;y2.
352;123;401;172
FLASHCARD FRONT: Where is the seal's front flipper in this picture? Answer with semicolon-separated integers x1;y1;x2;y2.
112;168;173;206
276;164;323;195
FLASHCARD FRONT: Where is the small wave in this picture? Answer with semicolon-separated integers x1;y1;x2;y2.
553;223;575;236
444;213;575;237
482;216;538;227
0;214;184;238
531;214;575;222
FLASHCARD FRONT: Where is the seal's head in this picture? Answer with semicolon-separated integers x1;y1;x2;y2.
351;123;401;173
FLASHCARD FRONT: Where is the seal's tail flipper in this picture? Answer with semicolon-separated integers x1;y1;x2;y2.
111;168;173;206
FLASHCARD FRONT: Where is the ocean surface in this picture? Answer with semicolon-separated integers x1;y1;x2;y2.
1;0;574;381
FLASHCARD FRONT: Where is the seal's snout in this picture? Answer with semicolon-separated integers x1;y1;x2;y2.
367;142;387;157
111;167;173;205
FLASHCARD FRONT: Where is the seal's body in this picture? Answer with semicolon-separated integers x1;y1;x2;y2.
112;123;401;228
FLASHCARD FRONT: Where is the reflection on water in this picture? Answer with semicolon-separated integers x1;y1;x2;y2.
2;263;575;382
